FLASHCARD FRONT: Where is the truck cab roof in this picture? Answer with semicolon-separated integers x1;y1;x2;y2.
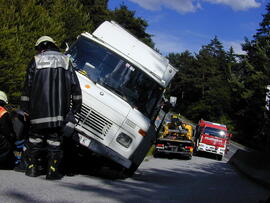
199;119;227;131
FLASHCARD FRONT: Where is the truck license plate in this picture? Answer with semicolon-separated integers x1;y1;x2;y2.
78;134;91;147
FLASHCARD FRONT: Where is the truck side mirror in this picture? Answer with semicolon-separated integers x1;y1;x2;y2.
65;42;70;52
61;41;69;52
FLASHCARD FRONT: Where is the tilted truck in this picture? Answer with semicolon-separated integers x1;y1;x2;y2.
154;114;194;159
65;21;177;177
194;119;232;161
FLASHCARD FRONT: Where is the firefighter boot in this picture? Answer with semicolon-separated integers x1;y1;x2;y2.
25;152;42;177
14;152;27;172
46;151;63;180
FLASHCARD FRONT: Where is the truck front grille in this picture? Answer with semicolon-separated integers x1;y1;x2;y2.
75;104;113;139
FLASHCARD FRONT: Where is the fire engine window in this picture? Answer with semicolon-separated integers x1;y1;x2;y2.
204;127;227;138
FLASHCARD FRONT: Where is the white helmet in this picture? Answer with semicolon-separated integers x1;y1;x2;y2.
35;36;56;47
0;91;8;104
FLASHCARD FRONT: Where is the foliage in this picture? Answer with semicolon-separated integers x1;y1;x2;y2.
167;3;270;150
169;37;232;125
0;0;64;103
0;0;154;104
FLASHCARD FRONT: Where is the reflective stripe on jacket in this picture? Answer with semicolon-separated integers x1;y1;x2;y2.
21;50;82;129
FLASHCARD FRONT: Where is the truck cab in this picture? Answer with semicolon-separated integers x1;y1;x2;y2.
195;119;230;160
65;21;177;176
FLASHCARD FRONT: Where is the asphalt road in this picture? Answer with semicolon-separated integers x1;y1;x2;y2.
0;142;269;203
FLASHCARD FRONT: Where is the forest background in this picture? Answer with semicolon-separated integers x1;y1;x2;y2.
1;0;270;151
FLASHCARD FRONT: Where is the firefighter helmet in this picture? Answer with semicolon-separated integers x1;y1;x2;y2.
0;91;8;104
35;36;56;47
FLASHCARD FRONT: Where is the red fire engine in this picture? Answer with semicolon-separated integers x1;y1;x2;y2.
194;119;232;160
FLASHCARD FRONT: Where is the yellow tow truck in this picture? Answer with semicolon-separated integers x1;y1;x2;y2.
154;114;194;159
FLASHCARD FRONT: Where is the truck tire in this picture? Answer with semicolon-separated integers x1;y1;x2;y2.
217;155;223;161
184;155;192;160
122;163;139;178
100;163;139;179
153;150;159;158
193;140;199;156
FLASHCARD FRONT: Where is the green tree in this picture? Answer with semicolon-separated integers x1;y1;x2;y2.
234;3;270;148
0;0;64;103
49;0;93;45
79;0;109;29
167;51;198;114
191;37;232;123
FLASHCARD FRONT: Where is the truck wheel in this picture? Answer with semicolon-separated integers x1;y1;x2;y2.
123;163;139;178
101;163;139;179
193;140;199;155
153;151;159;158
184;155;192;160
217;155;223;161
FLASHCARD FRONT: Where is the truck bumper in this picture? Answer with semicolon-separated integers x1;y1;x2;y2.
197;146;225;156
74;132;132;169
156;149;192;156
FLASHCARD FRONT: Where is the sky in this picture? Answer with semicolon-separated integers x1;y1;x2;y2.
108;0;268;56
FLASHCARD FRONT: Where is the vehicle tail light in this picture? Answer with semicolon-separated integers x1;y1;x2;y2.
185;146;193;151
157;144;164;147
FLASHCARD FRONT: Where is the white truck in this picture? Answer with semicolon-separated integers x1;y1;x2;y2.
66;21;177;177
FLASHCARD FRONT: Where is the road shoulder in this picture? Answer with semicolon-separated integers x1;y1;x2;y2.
229;148;270;190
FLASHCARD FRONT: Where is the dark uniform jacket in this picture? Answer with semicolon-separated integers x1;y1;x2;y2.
20;49;82;129
0;106;15;162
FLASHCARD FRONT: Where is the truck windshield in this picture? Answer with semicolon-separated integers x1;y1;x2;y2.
204;127;227;138
66;36;164;118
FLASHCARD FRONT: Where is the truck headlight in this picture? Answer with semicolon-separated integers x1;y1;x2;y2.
116;133;132;148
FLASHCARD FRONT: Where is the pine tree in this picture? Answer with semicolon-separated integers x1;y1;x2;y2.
236;3;270;149
49;0;93;45
191;37;231;122
167;51;198;115
79;0;109;29
0;0;64;103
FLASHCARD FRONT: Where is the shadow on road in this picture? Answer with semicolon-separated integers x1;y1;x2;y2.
2;156;269;203
56;158;267;203
3;191;74;203
2;142;270;203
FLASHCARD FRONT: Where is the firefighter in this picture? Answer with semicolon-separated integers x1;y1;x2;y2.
21;36;82;180
12;109;30;172
0;91;15;169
